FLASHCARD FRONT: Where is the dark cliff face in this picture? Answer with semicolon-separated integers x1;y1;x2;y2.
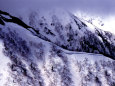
0;10;115;86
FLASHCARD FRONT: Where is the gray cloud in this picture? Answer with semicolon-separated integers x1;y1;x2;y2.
0;0;115;16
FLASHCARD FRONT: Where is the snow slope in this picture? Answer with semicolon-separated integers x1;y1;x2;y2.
0;10;115;86
0;41;11;86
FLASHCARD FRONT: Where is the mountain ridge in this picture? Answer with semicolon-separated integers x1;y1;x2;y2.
1;10;115;59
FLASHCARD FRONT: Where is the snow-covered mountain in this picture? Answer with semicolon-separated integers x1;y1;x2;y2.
0;9;115;86
12;9;115;59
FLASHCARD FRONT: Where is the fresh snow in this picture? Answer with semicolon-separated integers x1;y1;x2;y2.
0;41;11;86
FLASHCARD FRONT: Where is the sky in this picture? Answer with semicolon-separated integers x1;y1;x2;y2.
0;0;115;34
0;0;115;15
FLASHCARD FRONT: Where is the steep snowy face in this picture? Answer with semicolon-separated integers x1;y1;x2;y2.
0;10;115;86
75;12;115;35
11;9;115;59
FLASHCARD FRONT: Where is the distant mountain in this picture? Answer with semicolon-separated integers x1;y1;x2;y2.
0;9;115;86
